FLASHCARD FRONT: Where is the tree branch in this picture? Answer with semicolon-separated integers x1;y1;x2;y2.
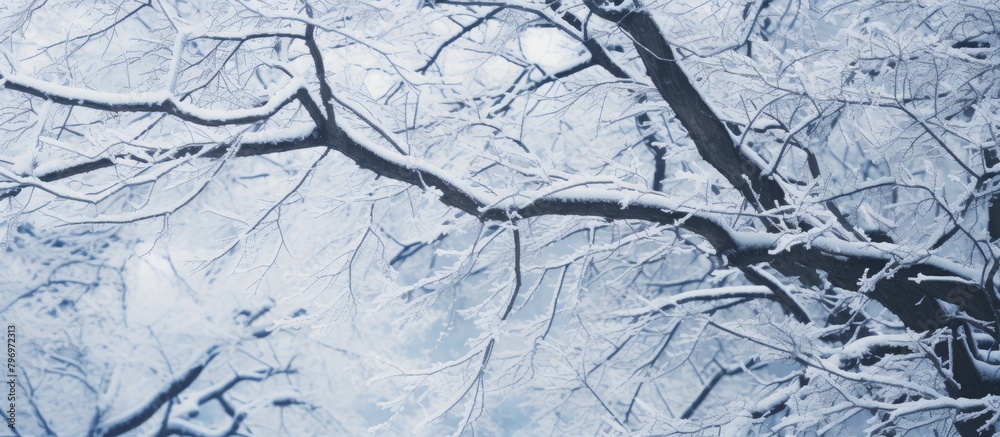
95;348;219;437
0;127;326;201
0;73;314;127
582;1;788;213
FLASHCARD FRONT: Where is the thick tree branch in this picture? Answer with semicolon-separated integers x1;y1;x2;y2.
582;1;788;212
313;122;989;334
95;348;219;437
304;5;336;126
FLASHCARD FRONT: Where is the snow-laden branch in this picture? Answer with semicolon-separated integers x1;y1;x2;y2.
319;116;992;332
0;126;324;201
614;285;774;317
708;321;943;398
0;73;315;127
827;333;922;366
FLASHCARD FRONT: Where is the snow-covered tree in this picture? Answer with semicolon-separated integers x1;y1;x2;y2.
2;0;1000;435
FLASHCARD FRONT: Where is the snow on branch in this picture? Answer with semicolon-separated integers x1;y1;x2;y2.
304;111;990;327
0;73;315;127
0;126;324;202
614;285;774;317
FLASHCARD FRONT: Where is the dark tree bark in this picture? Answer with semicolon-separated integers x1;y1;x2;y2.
579;1;999;434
